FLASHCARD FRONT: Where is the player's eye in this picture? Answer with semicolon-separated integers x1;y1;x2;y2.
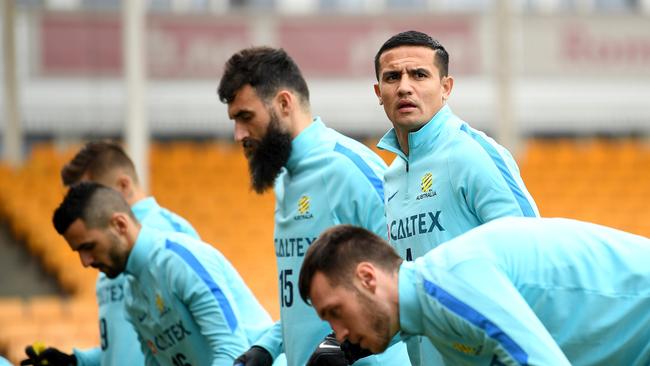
414;70;428;79
383;73;399;82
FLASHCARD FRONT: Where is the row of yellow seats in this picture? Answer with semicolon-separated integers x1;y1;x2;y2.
524;138;650;166
0;297;98;364
519;138;650;237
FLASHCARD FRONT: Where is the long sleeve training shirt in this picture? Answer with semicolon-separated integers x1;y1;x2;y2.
399;217;650;365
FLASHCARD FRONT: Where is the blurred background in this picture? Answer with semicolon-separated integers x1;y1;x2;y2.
1;0;649;364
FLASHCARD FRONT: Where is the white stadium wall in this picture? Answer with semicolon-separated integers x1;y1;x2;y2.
1;9;649;138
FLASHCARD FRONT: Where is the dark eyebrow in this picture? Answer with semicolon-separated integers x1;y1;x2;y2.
317;307;327;319
410;67;430;75
318;304;335;320
75;241;94;251
231;109;253;120
381;70;400;79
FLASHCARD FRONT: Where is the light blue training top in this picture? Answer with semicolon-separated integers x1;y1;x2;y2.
378;105;539;365
399;217;650;365
124;226;273;366
254;118;410;366
74;197;199;366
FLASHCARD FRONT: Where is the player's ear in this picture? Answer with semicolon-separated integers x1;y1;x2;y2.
115;174;131;194
110;212;129;235
275;90;294;116
355;262;377;293
373;84;382;105
441;75;454;101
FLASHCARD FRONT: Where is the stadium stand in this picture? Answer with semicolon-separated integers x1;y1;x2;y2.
520;138;650;237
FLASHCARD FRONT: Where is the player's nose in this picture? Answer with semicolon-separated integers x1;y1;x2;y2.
233;122;250;142
332;324;348;343
397;76;413;96
79;251;94;268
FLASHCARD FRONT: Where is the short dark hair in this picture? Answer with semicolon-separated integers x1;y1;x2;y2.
298;225;403;304
374;30;449;80
217;46;310;106
53;182;135;235
61;141;138;186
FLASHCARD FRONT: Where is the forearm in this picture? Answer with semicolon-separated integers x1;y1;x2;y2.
73;347;100;366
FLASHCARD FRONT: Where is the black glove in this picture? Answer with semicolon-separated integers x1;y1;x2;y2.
20;345;77;366
340;340;373;364
233;346;273;366
306;334;348;366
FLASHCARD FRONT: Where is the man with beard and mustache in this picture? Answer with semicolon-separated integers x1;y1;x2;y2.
218;47;409;366
49;182;274;366
373;31;539;365
22;141;201;366
299;220;650;366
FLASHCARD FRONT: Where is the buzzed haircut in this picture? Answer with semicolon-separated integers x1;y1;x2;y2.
53;182;136;235
374;30;449;80
61;141;138;186
298;224;403;304
217;46;310;106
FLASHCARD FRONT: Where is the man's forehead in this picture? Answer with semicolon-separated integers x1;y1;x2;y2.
379;46;436;70
310;272;346;311
227;85;263;117
64;219;92;248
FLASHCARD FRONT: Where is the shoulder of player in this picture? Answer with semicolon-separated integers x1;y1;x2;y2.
439;132;498;173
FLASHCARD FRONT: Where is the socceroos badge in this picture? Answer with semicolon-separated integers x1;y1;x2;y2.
417;172;437;200
155;293;170;317
294;195;314;220
452;342;482;355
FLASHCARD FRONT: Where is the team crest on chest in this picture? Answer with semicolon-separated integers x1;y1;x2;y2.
416;172;437;200
155;293;170;317
294;195;314;220
452;342;482;355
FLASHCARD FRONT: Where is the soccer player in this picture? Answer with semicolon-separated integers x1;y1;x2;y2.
299;218;650;366
52;182;273;365
373;31;539;364
218;47;409;366
22;141;200;366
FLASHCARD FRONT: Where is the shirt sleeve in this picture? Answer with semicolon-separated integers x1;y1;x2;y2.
73;347;101;366
164;245;250;366
426;259;570;365
447;142;537;223
253;320;284;360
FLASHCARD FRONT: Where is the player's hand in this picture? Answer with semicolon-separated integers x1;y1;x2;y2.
233;346;273;366
340;340;373;364
306;334;348;366
20;344;77;366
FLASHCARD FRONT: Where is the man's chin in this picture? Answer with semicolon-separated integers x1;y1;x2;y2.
103;270;121;279
362;339;389;354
